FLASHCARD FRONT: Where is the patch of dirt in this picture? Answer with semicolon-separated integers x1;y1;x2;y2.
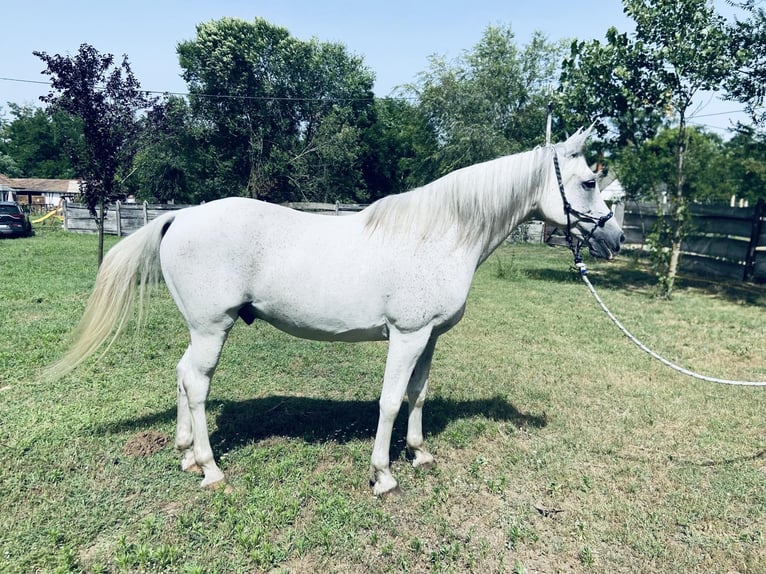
122;430;169;457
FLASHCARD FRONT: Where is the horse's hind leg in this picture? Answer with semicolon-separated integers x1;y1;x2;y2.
406;335;437;470
176;327;230;488
175;347;201;474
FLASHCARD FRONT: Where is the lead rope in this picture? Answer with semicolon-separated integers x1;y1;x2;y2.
575;262;766;387
548;137;766;386
546;108;765;386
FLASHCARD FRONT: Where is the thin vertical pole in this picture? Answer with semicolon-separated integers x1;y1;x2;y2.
115;200;122;237
545;101;553;146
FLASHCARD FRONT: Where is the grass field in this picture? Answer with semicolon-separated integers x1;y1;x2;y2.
1;227;765;573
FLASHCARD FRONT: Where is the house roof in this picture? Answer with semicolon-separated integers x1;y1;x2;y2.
0;174;78;193
0;174;15;190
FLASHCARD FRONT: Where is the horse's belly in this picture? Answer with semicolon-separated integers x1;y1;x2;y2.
246;303;390;342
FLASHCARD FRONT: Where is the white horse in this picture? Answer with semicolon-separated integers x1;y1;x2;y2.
49;129;623;495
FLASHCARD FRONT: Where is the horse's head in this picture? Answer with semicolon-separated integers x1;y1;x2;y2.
536;128;624;260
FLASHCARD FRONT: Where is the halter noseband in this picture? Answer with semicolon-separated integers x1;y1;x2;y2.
551;148;613;273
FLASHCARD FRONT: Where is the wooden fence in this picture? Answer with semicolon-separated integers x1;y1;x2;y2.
62;200;366;236
63;201;189;236
621;200;766;283
281;201;368;215
62;199;766;283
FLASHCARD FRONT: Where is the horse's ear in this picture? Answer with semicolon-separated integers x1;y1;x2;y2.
564;126;591;154
584;121;596;139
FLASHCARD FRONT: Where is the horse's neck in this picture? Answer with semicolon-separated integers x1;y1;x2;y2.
362;147;550;265
471;149;548;265
474;207;534;267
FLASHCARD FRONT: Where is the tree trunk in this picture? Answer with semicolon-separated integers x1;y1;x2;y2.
666;238;682;296
662;115;688;299
97;195;105;268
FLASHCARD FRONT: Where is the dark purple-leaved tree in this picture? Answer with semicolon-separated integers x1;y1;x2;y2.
35;43;155;265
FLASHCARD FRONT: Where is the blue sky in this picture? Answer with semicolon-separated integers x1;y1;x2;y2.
0;0;751;134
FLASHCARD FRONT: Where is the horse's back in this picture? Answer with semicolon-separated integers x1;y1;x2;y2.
157;198;386;336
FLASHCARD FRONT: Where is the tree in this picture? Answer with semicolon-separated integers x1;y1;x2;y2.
405;26;566;182
176;17;376;203
0;103;79;178
359;97;439;196
35;43;155;264
618;127;732;205
617;127;733;283
560;0;735;298
0;109;22;176
129;96;209;204
726;3;766;126
723;126;766;204
558;28;668;148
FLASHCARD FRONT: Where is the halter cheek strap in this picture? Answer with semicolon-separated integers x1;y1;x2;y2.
552;149;613;273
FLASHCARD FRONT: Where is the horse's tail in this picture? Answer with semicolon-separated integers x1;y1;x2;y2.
45;211;177;380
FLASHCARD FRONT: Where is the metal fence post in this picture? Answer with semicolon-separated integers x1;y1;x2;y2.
743;198;765;282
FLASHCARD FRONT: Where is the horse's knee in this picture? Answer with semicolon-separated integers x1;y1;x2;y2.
378;395;402;423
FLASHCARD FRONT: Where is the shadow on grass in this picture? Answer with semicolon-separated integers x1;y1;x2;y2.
100;394;547;458
524;251;766;307
618;448;766;468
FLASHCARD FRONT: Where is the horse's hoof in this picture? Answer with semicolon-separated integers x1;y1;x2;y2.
378;484;403;497
412;452;435;470
202;478;233;494
372;475;400;497
182;462;203;475
414;460;435;471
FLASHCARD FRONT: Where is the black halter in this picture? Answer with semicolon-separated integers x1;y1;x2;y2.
551;149;613;273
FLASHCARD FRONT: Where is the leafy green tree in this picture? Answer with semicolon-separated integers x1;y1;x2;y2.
618;127;732;205
560;0;735;298
177;17;376;203
723;126;766;204
0;110;22;176
129;96;209;204
359;97;439;196
406;26;566;181
726;3;766;126
0;103;79;178
559;28;668;147
0;154;20;177
35;43;156;264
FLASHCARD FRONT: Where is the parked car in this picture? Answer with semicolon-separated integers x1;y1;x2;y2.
0;202;33;238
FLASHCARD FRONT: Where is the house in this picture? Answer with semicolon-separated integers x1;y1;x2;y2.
0;174;15;201
600;177;626;204
599;174;626;228
0;174;79;209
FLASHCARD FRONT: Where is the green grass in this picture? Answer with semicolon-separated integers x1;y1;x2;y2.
2;227;765;573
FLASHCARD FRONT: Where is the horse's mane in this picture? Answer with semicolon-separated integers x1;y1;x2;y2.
363;146;551;248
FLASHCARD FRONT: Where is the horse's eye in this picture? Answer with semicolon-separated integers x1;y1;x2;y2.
582;179;597;190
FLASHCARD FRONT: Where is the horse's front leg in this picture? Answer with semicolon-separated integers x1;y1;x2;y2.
370;326;433;496
406;335;438;470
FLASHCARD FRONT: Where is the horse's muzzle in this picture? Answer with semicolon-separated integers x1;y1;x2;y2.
587;221;625;260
